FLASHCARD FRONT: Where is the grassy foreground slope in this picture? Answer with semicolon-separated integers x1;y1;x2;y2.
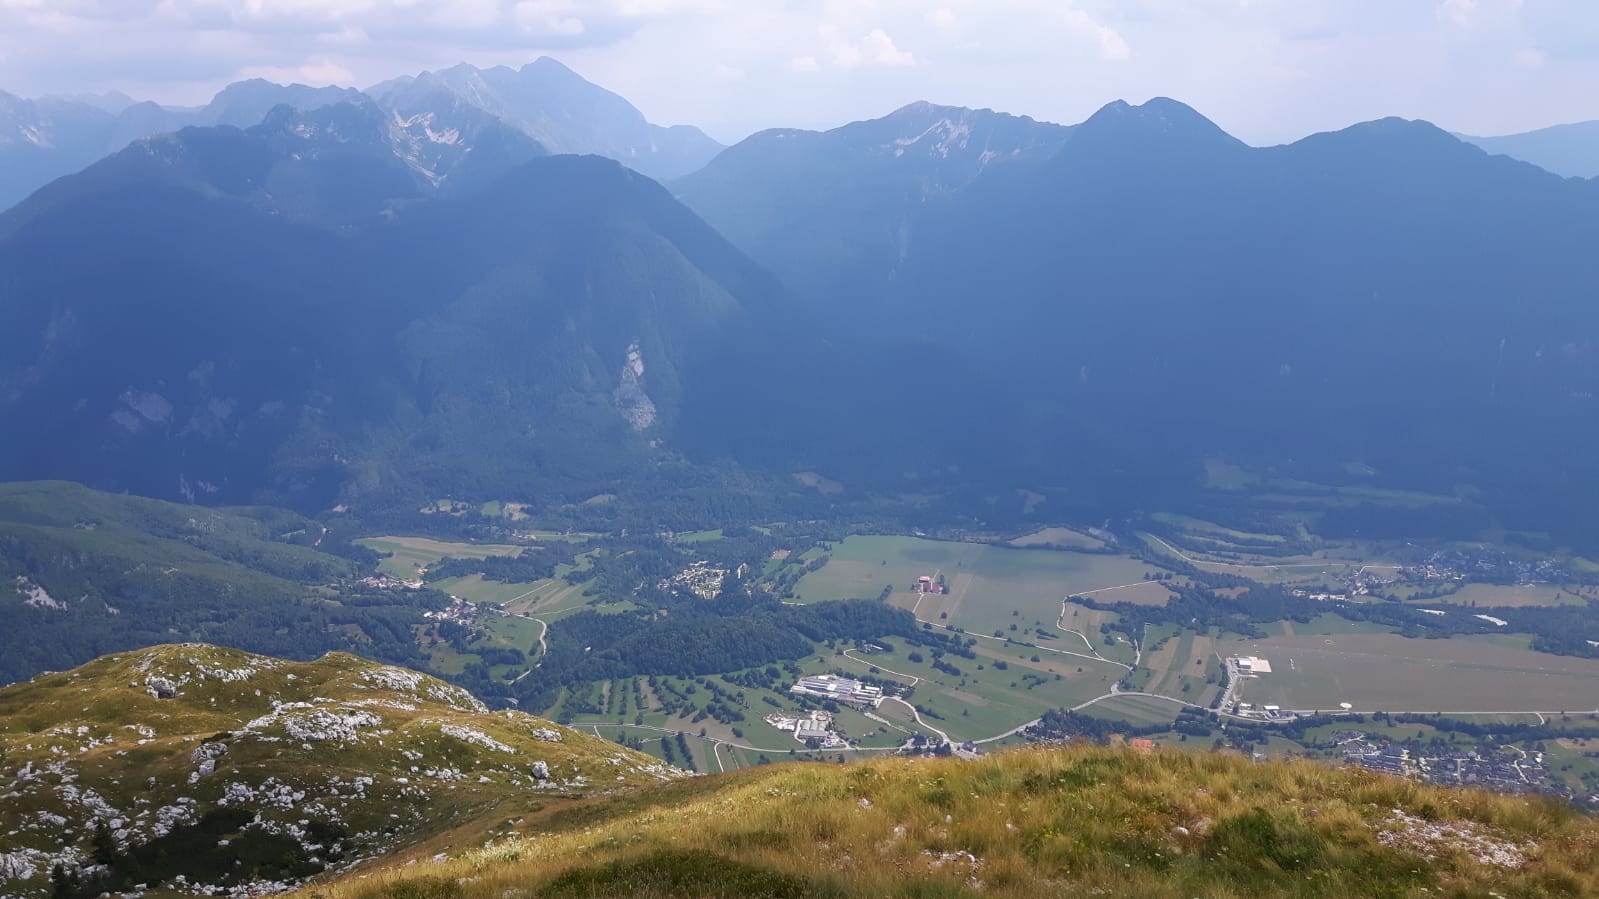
309;746;1599;899
0;645;683;898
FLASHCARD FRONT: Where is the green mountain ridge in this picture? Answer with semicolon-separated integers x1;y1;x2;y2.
0;138;786;511
0;481;444;686
674;100;1071;313
0;644;684;898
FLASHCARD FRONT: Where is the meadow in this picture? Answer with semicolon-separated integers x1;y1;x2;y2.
795;535;1173;640
1220;632;1599;713
1008;526;1108;551
1408;582;1597;608
1075;694;1186;728
357;535;528;579
1129;628;1223;706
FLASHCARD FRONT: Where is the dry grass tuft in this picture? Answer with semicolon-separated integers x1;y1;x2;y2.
296;744;1599;899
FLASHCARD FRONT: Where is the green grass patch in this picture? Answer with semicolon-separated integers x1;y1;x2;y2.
357;535;527;579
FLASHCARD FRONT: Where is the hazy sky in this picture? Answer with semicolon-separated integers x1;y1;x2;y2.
2;0;1597;144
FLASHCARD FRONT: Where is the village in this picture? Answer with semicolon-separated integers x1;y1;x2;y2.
658;560;747;600
1312;548;1594;602
1334;731;1592;805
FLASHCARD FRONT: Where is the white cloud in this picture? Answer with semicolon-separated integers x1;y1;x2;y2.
1076;12;1129;60
0;0;1596;147
1438;0;1478;27
513;0;585;37
826;26;914;68
865;28;915;65
316;25;370;45
236;58;356;86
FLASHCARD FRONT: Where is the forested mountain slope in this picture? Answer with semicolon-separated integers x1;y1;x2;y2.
0;114;778;511
889;98;1599;529
675;101;1070;309
0;482;438;685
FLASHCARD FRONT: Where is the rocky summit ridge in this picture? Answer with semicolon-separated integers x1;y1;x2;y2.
0;645;685;898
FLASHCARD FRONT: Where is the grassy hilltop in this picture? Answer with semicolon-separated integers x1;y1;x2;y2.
305;745;1599;899
6;645;1599;899
0;645;683;898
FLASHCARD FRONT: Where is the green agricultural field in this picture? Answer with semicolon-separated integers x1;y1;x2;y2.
795;535;1170;641
480;614;545;660
1220;632;1599;714
1076;694;1186;728
357;535;527;579
1138;629;1223;706
560;640;1127;750
1009;527;1108;551
825;639;1124;743
1543;737;1599;794
522;580;602;618
793;535;988;602
428;570;598;621
1056;603;1140;666
430;573;550;605
1413;583;1597;608
1269;615;1397;639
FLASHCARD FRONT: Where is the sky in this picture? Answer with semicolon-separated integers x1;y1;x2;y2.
2;0;1598;145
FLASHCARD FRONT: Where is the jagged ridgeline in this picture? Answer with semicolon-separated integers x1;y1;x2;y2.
0;645;685;898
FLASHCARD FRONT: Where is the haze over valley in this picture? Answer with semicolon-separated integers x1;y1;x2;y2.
6;7;1599;896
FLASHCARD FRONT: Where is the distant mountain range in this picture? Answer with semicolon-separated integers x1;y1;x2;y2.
5;85;1599;540
675;101;1070;312
370;59;723;181
678;96;1599;533
0;102;789;511
1459;120;1599;179
0;59;723;212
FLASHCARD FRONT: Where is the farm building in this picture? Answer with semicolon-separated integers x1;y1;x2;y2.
790;674;884;706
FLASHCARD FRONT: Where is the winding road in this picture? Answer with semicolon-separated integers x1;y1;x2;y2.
841;649;920;686
879;696;949;744
463;581;557;683
1054;600;1135;670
